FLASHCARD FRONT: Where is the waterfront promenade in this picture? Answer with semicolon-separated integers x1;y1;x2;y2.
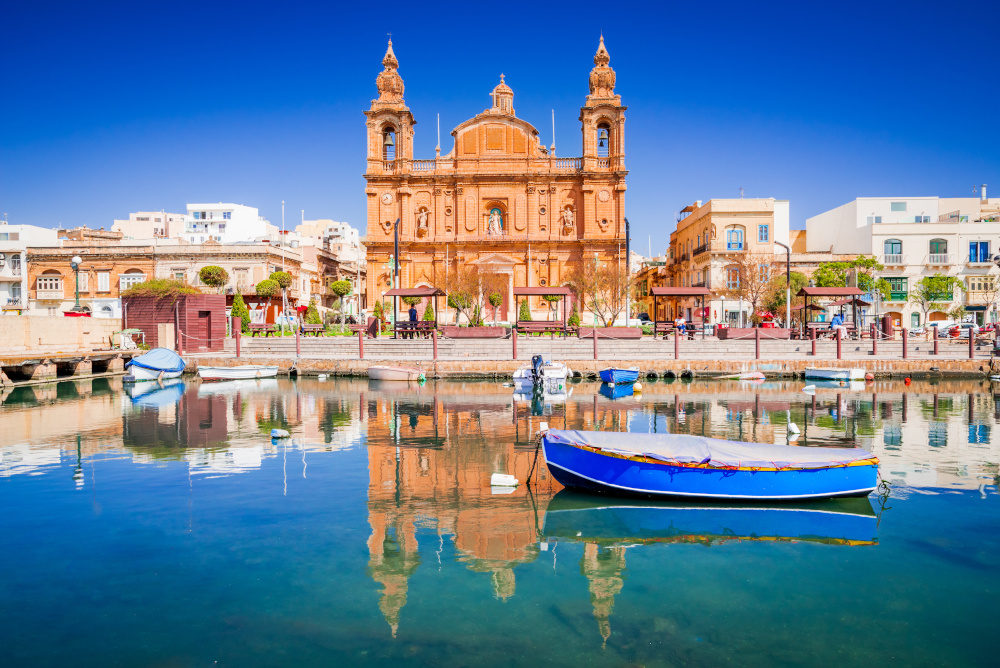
182;334;1000;379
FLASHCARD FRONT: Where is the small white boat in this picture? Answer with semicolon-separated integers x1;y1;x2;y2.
804;367;866;381
198;365;279;381
125;347;185;382
513;355;571;389
368;365;425;381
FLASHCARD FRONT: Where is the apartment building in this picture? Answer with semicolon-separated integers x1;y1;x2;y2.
807;191;1000;327
0;222;59;315
667;198;790;324
183;203;275;244
112;211;186;239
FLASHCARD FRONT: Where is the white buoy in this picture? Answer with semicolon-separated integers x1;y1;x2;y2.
633;381;643;392
490;473;518;487
270;428;291;439
788;422;800;434
317;374;328;380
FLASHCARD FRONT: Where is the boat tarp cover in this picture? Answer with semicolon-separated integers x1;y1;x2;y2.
546;430;874;470
126;347;186;373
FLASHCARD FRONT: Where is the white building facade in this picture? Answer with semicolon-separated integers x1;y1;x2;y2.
183;203;275;244
806;193;1000;327
112;211;186;240
0;222;59;315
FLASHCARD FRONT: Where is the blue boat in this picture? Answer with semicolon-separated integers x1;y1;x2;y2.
542;490;878;546
125;347;185;382
542;429;878;501
598;367;640;384
598;383;637;400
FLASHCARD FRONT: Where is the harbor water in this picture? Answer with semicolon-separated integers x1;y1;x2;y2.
0;376;997;665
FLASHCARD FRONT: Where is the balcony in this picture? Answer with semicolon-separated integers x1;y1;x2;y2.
693;244;709;257
926;254;951;265
887;291;908;302
554;158;582;170
882;254;904;265
693;281;707;288
2;298;24;310
726;242;744;251
411;159;436;172
36;289;65;300
967;255;993;266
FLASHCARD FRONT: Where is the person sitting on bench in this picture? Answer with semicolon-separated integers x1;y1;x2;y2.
829;313;847;338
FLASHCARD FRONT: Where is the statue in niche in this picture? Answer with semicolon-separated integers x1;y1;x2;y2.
561;206;576;234
416;209;429;237
487;207;504;235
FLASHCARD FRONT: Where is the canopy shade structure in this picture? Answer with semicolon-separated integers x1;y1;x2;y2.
513;287;572;296
652;287;711;339
830;298;872;307
384;287;446;297
651;287;712;297
796;287;863;297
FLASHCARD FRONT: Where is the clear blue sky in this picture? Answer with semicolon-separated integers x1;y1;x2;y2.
2;0;997;254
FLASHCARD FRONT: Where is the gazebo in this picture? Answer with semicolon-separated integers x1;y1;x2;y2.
650;287;712;339
512;286;572;324
797;286;864;335
383;287;446;338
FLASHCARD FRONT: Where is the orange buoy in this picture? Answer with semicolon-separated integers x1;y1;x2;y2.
864;372;874;382
904;377;911;385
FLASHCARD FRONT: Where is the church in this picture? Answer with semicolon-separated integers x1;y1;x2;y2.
363;37;628;321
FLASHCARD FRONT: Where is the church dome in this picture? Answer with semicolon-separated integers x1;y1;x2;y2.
489;74;514;115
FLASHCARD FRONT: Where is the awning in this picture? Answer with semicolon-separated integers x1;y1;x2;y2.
830;298;872;307
797;287;864;297
964;305;988;311
651;287;712;296
513;287;571;296
383;287;446;297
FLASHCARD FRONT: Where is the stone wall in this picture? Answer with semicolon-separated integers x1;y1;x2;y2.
0;316;122;354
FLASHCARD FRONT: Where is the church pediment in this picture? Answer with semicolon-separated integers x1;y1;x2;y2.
468;253;521;267
451;115;543;159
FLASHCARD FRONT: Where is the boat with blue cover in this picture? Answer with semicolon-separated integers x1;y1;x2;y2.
598;367;639;384
541;429;878;500
124;347;186;382
542;490;877;546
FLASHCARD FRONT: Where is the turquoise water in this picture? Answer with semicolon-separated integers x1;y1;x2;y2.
0;376;997;666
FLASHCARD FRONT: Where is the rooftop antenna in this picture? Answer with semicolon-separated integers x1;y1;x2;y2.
551;109;556;154
436;113;441;156
738;186;745;199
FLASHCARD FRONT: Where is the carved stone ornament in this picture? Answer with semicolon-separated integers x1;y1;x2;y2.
598;218;609;231
375;40;405;103
561;206;576;234
597;189;611;202
380;220;393;234
526;186;535;194
415;208;429;237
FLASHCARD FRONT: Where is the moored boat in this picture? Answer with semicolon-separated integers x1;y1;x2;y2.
598;367;640;384
804;367;866;381
197;365;279;381
541;429;878;500
368;365;425;381
513;355;570;391
124;347;185;382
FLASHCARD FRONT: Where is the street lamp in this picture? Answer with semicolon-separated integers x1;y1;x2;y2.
70;254;83;311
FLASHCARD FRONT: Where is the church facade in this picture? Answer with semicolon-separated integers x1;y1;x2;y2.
362;37;628;320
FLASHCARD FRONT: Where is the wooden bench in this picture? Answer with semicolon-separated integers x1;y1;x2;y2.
301;323;325;336
652;321;673;338
249;323;278;337
516;321;566;337
395;321;436;339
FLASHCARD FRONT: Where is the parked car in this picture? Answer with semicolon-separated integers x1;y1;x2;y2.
949;323;980;339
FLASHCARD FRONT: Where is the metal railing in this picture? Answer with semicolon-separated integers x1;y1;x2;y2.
726;242;744;251
927;253;950;264
693;244;709;256
882;254;903;264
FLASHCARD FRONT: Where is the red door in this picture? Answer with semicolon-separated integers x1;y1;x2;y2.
189;310;211;351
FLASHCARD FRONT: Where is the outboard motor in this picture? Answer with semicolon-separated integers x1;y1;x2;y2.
531;355;545;383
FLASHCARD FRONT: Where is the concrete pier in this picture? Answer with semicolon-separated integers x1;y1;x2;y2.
0;351;136;386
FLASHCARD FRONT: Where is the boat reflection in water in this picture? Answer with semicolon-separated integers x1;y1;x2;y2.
541;490;878;645
123;377;185;408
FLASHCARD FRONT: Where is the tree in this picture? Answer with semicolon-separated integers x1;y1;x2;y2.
372;300;386;332
720;252;776;325
440;266;506;326
564;259;633;326
304;298;322;325
568;305;581;328
813;256;890;300
762;270;809;319
329;279;352;330
401;295;421;306
198;265;229;292
231;292;251;334
543;294;563;322
255;279;280;325
909;274;963;324
269;270;293;332
518;298;532;322
488;292;503;325
422;303;435;321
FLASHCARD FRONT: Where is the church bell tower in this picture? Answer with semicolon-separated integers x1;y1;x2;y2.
580;36;626;172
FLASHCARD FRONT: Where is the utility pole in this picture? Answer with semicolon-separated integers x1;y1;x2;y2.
774;240;791;328
624;217;631;325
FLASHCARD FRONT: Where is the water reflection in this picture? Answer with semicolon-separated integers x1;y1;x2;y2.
1;376;998;654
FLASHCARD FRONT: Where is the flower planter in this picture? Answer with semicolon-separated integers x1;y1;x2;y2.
717;327;791;340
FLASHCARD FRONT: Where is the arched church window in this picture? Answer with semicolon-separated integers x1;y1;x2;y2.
597;122;611;158
382;127;396;161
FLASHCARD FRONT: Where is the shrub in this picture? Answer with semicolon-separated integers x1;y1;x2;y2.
568;306;581;327
518;298;532;322
121;278;200;298
488;293;503;308
329;279;352;298
231;292;251;333
422;303;435;321
255;279;280;299
401;295;421;306
305;298;322;325
198;265;229;290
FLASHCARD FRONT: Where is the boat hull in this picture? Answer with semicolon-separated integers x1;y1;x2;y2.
543;437;877;501
599;368;639;384
197;365;278;380
804;367;866;381
126;365;183;382
368;365;422;381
